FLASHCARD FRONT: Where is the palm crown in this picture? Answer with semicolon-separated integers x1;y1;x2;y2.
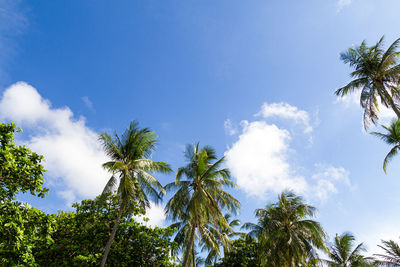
374;239;400;266
336;36;400;129
243;191;327;267
325;232;369;267
165;143;240;267
100;121;171;209
371;119;400;173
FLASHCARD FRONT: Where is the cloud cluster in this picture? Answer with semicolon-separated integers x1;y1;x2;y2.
256;102;313;133
311;164;352;202
0;82;110;203
225;120;307;197
225;102;351;201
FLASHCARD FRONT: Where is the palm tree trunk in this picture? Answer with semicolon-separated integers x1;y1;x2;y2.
183;224;196;267
288;248;293;267
192;244;196;267
100;201;125;267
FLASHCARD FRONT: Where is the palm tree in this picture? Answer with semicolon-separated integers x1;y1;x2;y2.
325;232;369;267
99;121;172;267
243;191;327;267
165;143;240;267
374;239;400;266
201;214;241;265
371;119;400;173
335;36;400;129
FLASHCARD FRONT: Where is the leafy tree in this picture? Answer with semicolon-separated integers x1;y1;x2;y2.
243;191;327;267
165;143;240;267
336;36;400;128
214;235;259;267
371;119;400;173
0;122;50;266
34;193;177;267
374;239;400;266
0;201;54;266
0;122;47;200
98;121;172;266
325;232;369;267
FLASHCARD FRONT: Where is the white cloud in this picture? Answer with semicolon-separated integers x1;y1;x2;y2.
224;118;237;136
0;82;110;203
337;0;352;11
225;102;352;201
311;164;352;202
225;120;308;198
135;202;166;227
82;96;94;111
256;102;313;133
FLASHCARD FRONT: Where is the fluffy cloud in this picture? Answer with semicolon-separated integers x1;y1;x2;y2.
256;102;313;133
135;202;166;227
225;120;308;198
225;102;351;201
311;164;352;202
0;82;110;203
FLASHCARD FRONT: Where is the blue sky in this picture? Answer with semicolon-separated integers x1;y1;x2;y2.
1;0;400;256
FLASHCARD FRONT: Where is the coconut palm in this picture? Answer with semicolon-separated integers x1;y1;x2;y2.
170;217;217;267
99;121;172;267
201;213;242;265
242;191;327;267
371;119;400;173
374;239;400;266
335;36;400;129
165;143;240;267
325;232;369;267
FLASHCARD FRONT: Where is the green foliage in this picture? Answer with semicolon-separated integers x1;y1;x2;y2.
99;120;172;210
33;193;176;267
242;191;327;266
214;235;259;267
371;119;400;173
325;232;370;267
0;201;54;266
374;238;400;266
336;36;400;128
165;143;240;267
0;122;50;266
98;121;172;266
0;122;47;200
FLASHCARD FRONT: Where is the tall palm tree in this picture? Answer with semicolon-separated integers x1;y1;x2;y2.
165;143;240;267
243;191;327;267
99;121;172;267
371;119;400;173
325;232;369;267
374;239;400;266
335;36;400;129
201;213;241;265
